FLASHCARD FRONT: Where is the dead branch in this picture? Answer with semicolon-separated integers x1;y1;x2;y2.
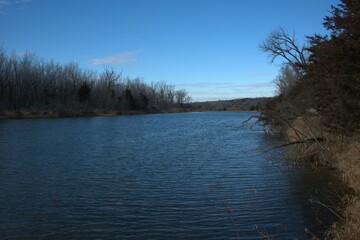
267;137;324;152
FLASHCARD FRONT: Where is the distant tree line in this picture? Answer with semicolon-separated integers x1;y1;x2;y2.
0;47;191;114
260;0;360;136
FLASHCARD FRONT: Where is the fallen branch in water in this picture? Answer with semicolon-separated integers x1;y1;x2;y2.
267;137;324;152
242;116;262;129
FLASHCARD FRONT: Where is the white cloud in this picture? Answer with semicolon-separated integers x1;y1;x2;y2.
248;71;274;79
92;51;140;66
177;81;273;89
0;0;31;12
15;0;32;3
176;81;275;102
176;81;234;88
0;0;10;9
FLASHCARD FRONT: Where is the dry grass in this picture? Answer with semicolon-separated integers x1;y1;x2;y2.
284;116;328;165
334;140;360;192
286;116;323;143
326;140;360;239
330;196;360;239
284;117;360;239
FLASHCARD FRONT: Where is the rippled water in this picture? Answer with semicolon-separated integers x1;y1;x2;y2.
0;112;339;239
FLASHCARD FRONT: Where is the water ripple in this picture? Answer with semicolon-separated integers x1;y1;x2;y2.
0;112;340;239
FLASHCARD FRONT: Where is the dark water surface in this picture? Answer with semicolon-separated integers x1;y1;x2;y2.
0;112;339;239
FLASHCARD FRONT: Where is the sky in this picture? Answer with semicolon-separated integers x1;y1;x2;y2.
0;0;341;101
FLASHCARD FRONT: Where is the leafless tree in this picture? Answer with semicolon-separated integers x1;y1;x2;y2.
259;27;307;77
0;47;192;114
175;89;191;105
273;64;298;96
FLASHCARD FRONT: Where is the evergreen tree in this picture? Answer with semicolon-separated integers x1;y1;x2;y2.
306;0;360;133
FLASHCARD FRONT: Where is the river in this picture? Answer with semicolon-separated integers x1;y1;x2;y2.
0;112;339;239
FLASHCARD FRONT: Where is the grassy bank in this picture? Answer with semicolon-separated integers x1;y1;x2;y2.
279;116;360;239
326;137;360;239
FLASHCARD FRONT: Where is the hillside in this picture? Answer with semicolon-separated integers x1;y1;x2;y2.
190;97;269;111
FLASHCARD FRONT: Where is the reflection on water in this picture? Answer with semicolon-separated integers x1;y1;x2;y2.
0;112;340;239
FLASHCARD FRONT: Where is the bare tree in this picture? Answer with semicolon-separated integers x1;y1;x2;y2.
0;46;192;115
259;27;307;77
273;64;298;96
175;89;191;105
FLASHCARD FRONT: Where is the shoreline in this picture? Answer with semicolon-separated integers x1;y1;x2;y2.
0;109;145;120
278;116;360;239
0;108;259;120
0;108;198;120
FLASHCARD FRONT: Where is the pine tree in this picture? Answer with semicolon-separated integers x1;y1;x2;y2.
306;0;360;134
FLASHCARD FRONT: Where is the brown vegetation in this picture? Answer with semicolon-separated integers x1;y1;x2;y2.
328;139;360;239
275;116;360;239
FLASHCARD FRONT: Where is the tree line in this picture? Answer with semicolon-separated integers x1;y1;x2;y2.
260;0;359;136
0;47;191;115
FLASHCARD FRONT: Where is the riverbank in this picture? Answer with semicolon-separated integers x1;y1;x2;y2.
0;108;193;120
326;136;360;239
0;103;264;120
0;109;142;120
280;116;360;239
190;97;268;112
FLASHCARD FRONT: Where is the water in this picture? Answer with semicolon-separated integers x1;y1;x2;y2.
0;112;339;239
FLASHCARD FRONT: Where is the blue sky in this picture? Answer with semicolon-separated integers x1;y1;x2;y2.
0;0;340;101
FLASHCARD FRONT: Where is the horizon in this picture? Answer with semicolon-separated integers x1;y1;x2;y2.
0;0;340;101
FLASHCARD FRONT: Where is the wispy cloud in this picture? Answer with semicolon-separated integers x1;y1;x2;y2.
176;81;235;88
0;0;10;9
244;82;274;88
177;81;273;89
218;82;274;89
0;0;31;12
15;0;31;4
248;71;274;79
176;81;275;102
92;51;140;66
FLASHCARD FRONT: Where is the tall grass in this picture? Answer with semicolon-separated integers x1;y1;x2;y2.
277;116;360;239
